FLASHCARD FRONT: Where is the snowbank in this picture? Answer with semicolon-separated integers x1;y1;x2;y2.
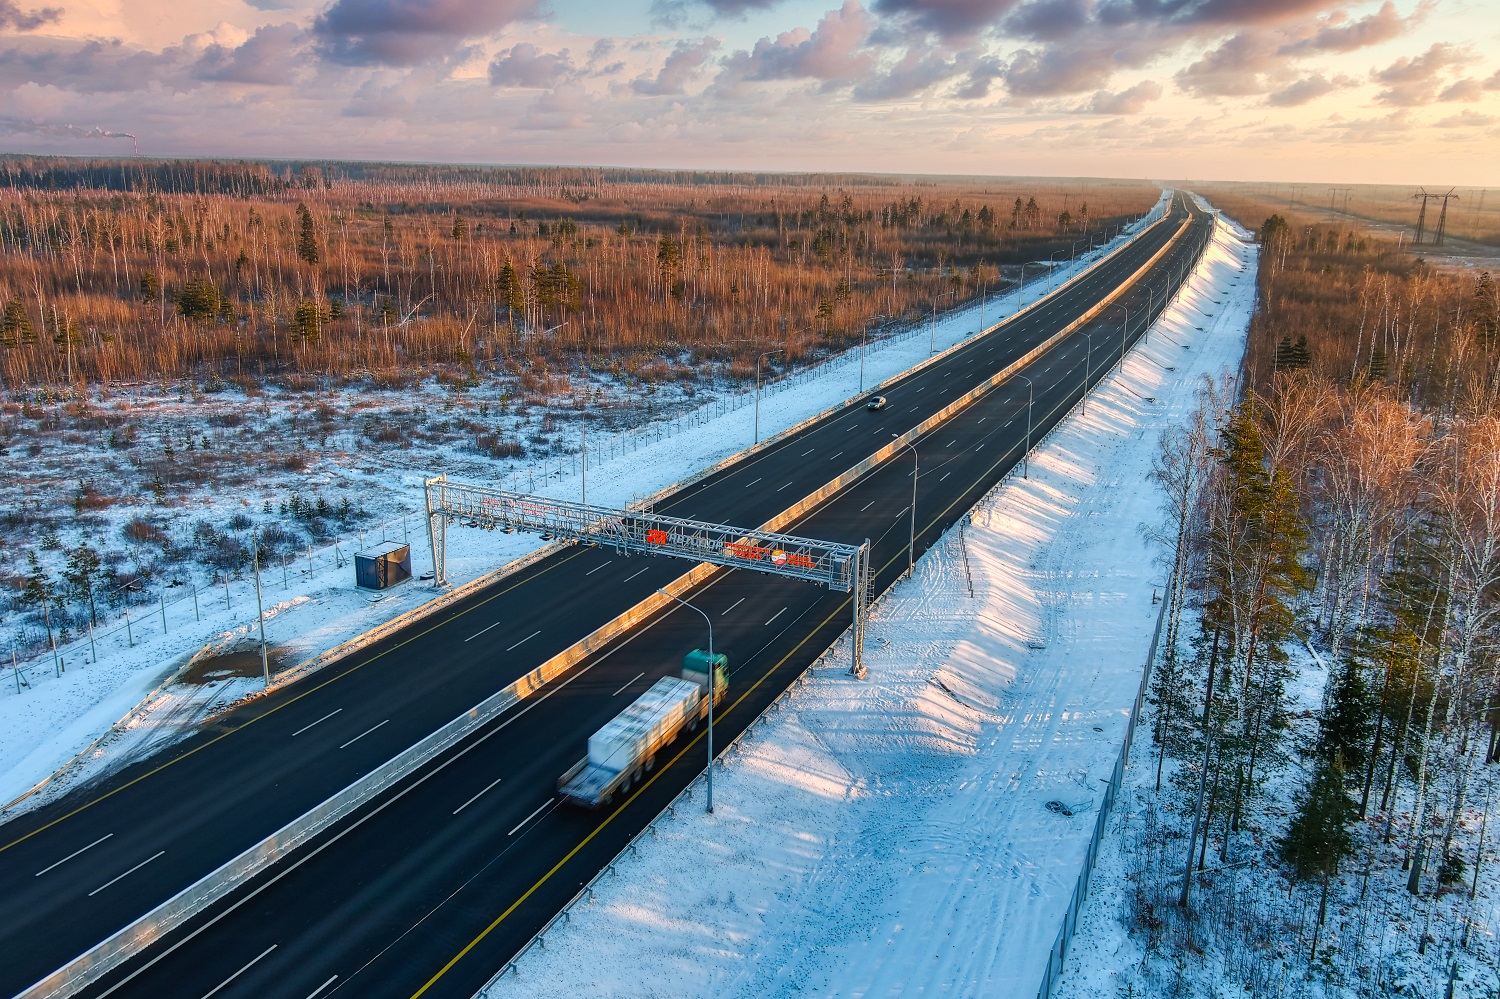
0;222;1156;811
475;214;1256;996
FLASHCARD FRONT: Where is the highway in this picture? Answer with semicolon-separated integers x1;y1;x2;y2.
2;195;1213;999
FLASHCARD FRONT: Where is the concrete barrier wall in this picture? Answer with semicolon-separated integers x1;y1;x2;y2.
17;554;721;999
21;204;1189;999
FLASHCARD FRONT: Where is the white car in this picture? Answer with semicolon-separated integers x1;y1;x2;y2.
866;395;888;411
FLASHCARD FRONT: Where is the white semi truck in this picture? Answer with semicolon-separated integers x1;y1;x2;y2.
557;649;728;808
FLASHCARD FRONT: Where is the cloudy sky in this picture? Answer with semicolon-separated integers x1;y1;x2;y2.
2;0;1498;182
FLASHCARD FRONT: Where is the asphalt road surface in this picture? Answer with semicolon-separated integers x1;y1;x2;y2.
1;195;1216;999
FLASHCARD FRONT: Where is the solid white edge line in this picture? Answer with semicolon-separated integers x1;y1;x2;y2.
505;630;541;652
35;833;113;878
87;851;165;897
201;944;277;999
338;720;389;750
508;800;552;837
611;671;646;697
60;217;1179;992
291;709;343;738
81;598;687;999
452;776;505;815
304;975;338;999
464;621;501;643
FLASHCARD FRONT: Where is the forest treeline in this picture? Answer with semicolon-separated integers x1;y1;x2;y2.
0;159;1154;389
1144;198;1499;975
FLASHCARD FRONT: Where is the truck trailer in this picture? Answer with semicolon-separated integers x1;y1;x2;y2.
558;649;728;808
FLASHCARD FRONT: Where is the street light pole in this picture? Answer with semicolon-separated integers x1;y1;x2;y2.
580;412;587;506
1115;303;1129;374
1081;332;1094;416
657;589;716;814
860;322;867;392
1016;374;1034;479
1048;249;1067;293
252;528;269;688
754;348;782;445
893;435;918;578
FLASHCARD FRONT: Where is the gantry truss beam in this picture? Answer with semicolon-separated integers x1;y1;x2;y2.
424;475;871;675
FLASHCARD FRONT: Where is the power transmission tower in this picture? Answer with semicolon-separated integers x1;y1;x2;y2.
1412;188;1433;245
1434;188;1459;246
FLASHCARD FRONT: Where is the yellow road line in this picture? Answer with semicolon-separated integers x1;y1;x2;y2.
408;596;853;998
409;313;1153;992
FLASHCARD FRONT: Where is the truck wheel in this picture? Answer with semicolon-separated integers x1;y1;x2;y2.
688;715;698;732
646;755;655;772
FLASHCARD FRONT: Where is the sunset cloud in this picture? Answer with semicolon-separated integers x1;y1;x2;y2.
0;0;1491;183
313;0;545;66
0;0;59;31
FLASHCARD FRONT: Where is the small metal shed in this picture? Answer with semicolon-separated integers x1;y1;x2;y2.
355;541;412;590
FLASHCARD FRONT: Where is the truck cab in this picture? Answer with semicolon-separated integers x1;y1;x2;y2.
680;648;729;706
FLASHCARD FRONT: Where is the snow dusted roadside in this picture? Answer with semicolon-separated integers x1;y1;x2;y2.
1051;645;1500;999
1050;241;1500;995
0;214;1166;814
474;212;1254;997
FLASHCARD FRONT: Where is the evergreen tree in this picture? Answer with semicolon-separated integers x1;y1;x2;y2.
657;235;681;280
295;202;319;265
1280;753;1357;961
292;300;325;344
1;299;35;346
177;278;223;322
63;542;103;625
21;550;55;609
1202;405;1311;843
495;258;525;321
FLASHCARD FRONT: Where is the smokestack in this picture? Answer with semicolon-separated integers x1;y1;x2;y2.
0;117;139;156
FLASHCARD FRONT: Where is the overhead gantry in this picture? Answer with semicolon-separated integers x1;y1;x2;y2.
424;475;871;675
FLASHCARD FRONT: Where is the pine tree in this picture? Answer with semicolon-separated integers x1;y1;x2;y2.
63;542;103;626
1;299;33;347
1280;753;1357;962
292;300;325;344
296;202;319;265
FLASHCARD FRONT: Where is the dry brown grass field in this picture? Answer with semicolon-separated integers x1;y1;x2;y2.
1196;179;1500;248
0;158;1157;391
1194;182;1499;407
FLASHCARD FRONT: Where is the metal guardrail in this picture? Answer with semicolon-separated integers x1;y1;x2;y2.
476;196;1200;998
15;196;1185;999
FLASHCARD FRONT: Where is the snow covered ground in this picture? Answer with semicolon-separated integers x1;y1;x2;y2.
473;212;1255;997
1051;649;1500;999
0;209;1166;812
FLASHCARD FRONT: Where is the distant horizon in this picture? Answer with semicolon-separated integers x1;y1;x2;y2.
0;0;1496;186
0;149;1488;191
